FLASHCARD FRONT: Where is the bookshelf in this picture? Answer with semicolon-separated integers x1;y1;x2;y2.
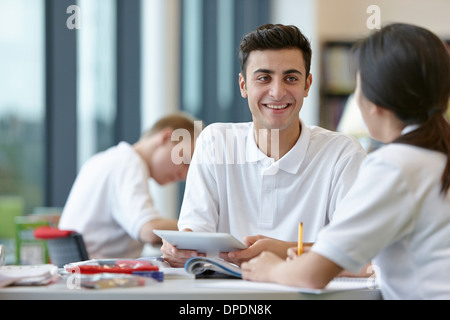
320;39;450;129
319;41;356;131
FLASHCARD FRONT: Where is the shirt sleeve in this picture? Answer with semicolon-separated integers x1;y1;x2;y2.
178;127;221;232
111;156;162;241
326;138;367;222
312;154;416;274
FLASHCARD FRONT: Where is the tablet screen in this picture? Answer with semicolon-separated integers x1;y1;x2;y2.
153;230;247;253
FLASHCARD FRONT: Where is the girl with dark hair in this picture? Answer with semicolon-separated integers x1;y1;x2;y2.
242;23;450;299
355;23;450;194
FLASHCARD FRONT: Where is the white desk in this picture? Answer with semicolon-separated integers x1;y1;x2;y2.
0;273;381;300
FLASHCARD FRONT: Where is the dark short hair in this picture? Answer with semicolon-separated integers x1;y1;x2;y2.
238;24;312;79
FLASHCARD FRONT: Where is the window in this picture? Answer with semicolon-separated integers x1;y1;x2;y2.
0;0;45;213
77;0;116;167
180;0;270;125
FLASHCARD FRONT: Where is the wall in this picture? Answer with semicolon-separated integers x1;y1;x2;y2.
317;0;450;40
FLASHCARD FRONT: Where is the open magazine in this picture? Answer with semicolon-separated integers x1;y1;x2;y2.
184;257;242;278
184;257;378;293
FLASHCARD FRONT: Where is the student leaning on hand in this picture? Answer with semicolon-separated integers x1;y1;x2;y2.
59;113;202;259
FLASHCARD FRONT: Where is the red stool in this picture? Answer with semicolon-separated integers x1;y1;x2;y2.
34;226;89;267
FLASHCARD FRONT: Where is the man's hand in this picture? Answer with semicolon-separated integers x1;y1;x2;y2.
160;239;206;268
218;235;296;266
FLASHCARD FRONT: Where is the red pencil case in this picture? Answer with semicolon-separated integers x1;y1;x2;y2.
65;259;159;274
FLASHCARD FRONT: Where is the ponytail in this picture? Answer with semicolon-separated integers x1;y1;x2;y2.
395;113;450;194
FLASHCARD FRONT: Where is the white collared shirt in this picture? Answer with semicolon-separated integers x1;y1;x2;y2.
178;121;366;243
59;142;161;259
312;129;450;299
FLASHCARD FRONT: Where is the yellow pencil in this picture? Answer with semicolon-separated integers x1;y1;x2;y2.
297;222;303;256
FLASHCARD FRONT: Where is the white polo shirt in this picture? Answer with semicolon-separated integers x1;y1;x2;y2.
178;121;366;243
59;142;161;259
312;140;450;299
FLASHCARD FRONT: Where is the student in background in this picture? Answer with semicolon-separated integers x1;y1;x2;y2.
242;23;450;300
59;113;201;259
161;24;366;267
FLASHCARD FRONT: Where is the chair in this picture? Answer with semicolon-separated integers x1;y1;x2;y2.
34;227;89;267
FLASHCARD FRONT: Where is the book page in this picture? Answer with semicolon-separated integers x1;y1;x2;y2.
196;277;377;294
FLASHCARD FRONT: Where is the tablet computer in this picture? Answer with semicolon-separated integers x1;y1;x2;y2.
153;230;247;253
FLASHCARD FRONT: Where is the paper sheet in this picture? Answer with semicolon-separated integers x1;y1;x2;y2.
0;264;59;287
196;277;377;294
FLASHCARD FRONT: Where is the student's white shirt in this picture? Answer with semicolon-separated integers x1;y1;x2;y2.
59;142;161;259
178;121;366;243
312;129;450;299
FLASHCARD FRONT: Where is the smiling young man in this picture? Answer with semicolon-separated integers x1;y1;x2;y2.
161;24;366;267
240;48;312;161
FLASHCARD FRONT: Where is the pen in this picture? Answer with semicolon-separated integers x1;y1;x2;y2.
297;222;303;256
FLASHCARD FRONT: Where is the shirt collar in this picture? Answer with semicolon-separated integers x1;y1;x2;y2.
246;119;310;174
401;124;420;135
246;122;267;163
